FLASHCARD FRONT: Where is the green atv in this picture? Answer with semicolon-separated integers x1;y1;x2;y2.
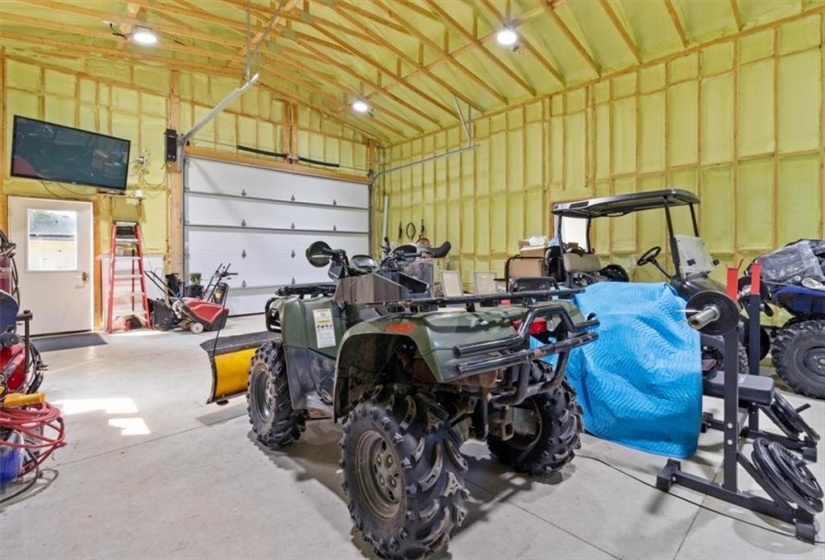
206;241;599;558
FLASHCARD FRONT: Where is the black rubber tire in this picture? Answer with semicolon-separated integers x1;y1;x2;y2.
487;381;583;476
247;341;307;449
702;343;749;376
340;387;469;559
772;320;825;399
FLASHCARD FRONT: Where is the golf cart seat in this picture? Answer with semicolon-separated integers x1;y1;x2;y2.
563;252;602;273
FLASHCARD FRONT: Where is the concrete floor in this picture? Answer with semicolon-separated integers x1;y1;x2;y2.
1;314;823;559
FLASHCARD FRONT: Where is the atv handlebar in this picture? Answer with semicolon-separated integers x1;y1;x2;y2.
425;241;451;259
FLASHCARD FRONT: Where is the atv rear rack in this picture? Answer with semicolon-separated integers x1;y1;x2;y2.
452;301;599;376
362;288;582;310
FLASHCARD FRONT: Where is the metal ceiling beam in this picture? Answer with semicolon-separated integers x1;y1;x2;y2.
372;0;508;106
663;0;689;48
598;0;642;64
422;0;537;97
327;3;484;113
479;0;565;86
541;0;600;75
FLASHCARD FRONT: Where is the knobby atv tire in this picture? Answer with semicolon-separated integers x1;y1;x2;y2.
247;341;307;449
340;387;469;559
488;381;583;476
772;320;825;399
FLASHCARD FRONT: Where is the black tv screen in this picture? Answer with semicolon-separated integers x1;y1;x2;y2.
11;116;131;191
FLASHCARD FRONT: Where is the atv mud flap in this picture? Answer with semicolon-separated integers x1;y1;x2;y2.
201;331;278;404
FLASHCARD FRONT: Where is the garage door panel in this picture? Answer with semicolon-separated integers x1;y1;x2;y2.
185;194;369;233
186;229;368;291
184;157;369;316
187;158;368;208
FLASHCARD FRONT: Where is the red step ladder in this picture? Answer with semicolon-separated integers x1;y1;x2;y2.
107;221;151;332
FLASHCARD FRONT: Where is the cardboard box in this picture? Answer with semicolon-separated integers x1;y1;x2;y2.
518;239;549;258
508;258;546;279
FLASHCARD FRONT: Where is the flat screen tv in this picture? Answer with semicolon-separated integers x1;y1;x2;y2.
11;116;131;191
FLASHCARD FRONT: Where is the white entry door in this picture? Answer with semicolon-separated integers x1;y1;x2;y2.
9;197;94;335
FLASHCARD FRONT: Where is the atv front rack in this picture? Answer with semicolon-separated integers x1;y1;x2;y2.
453;301;599;376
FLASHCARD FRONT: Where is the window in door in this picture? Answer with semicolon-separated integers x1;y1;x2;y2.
27;209;79;272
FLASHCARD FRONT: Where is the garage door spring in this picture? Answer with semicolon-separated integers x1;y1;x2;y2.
751;438;824;515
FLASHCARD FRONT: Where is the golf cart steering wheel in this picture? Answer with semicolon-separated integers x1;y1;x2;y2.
637;246;662;266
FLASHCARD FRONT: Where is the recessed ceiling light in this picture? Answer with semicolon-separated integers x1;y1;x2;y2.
496;27;518;46
352;99;370;114
133;27;158;45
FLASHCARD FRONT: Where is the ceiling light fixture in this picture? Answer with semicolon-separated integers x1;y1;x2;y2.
132;27;158;45
496;27;518;47
352;99;370;114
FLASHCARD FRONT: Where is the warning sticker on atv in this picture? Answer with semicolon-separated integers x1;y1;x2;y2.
313;309;336;348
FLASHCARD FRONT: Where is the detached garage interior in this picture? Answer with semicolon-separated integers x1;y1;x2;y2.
0;1;824;558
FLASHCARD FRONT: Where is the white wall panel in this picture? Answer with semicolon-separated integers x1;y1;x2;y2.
184;157;370;316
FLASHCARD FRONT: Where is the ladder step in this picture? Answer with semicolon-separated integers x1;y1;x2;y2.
109;221;150;333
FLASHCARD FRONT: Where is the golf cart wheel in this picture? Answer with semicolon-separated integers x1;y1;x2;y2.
487;381;583;476
772;320;825;399
190;322;204;334
247;341;307;449
340;387;469;559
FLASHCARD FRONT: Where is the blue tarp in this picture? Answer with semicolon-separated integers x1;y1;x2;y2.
536;282;702;458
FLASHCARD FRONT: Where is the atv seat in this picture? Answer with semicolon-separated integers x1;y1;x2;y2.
703;370;774;406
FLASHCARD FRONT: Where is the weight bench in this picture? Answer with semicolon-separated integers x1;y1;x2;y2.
701;360;818;462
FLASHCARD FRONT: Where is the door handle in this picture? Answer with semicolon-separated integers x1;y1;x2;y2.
81;271;89;282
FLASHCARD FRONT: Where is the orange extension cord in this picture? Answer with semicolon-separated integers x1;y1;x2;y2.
0;400;66;474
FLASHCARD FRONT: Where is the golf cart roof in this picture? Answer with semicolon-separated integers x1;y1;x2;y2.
552;189;700;219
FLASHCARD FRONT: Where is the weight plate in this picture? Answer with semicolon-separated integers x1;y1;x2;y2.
686;290;739;336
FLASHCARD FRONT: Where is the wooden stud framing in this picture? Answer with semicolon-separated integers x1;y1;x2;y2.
730;0;744;32
371;0;509;106
820;13;825;238
478;0;565;86
423;0;537;97
300;24;457;120
0;51;6;232
169;70;183;275
542;1;600;76
663;0;689;49
773;27;780;253
327;4;484;112
598;0;642;64
731;40;739;263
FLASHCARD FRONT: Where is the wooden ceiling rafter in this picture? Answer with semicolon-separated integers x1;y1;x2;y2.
116;3;143;52
227;0;296;70
0;12;242;67
15;0;243;55
541;0;600;75
327;2;484;113
480;0;565;85
301;22;458;120
729;0;744;31
322;0;412;36
371;0;508;106
421;0;537;97
663;0;689;48
257;47;422;135
284;38;439;130
597;0;642;64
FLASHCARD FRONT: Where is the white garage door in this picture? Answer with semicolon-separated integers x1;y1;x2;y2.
184;157;370;316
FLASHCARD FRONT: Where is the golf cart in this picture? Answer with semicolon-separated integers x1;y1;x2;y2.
552;188;756;369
